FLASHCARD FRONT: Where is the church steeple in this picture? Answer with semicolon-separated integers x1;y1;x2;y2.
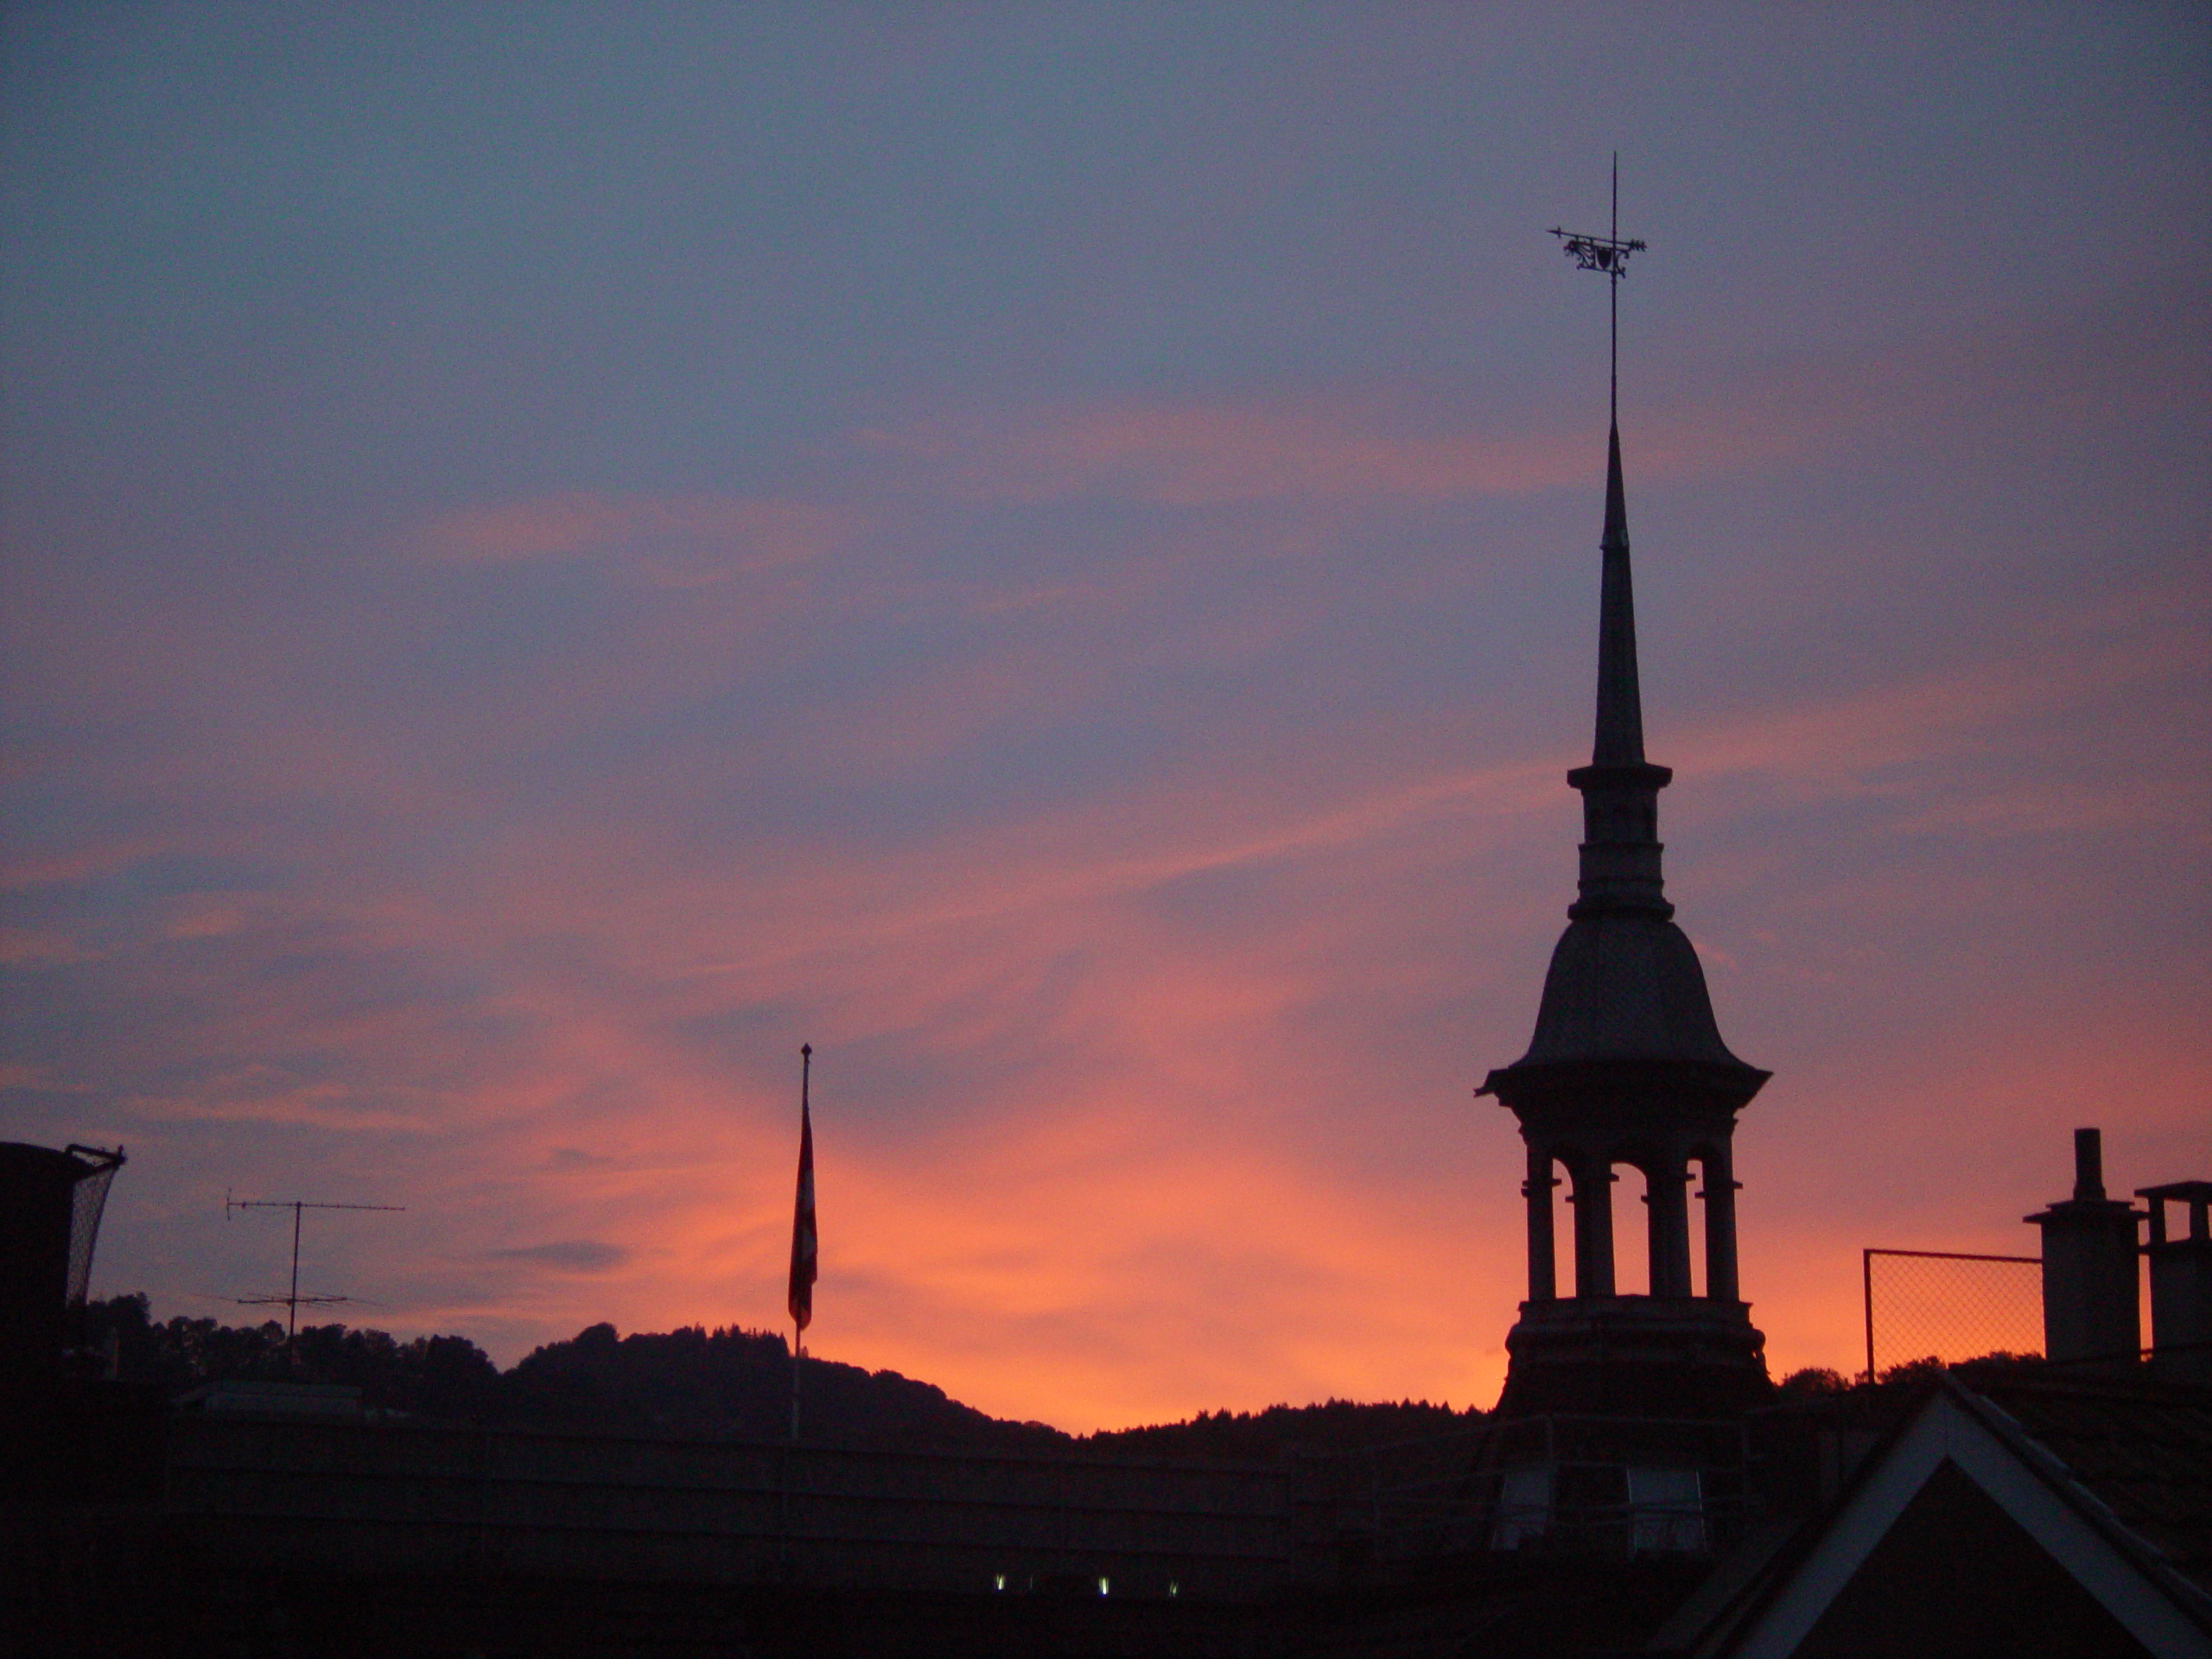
1476;175;1772;1471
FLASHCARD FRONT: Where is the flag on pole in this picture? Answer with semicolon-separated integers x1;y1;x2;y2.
787;1044;817;1332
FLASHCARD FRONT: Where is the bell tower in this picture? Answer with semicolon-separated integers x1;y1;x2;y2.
1474;175;1770;1554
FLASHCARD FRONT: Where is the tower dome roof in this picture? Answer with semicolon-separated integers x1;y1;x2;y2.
1512;912;1758;1072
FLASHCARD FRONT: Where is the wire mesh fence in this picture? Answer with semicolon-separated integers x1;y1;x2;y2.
65;1143;126;1306
1861;1249;2042;1380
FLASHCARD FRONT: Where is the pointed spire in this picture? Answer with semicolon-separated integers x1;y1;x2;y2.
1592;423;1645;766
1566;423;1672;920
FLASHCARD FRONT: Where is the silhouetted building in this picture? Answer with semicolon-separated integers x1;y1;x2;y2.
1473;422;1770;1554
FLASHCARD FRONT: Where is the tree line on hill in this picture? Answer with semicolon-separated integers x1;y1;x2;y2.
79;1294;1488;1459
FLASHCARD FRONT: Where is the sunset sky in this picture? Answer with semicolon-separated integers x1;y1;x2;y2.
3;5;2206;1431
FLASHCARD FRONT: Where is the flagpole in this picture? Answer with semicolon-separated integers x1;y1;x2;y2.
779;1042;813;1573
790;1043;812;1447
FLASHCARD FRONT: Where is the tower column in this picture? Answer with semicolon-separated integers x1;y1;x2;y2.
1700;1146;1740;1304
1647;1157;1694;1299
1523;1142;1558;1303
1569;1157;1616;1299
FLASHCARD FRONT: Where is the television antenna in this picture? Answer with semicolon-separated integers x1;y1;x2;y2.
226;1192;404;1348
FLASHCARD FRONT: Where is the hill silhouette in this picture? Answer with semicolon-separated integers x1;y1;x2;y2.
81;1294;1483;1458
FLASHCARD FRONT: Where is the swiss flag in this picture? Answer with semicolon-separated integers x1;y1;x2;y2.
787;1046;817;1332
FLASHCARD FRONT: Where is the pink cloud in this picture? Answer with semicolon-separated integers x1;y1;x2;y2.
857;276;2205;515
0;841;159;892
419;493;855;587
864;399;1614;506
1675;589;2203;809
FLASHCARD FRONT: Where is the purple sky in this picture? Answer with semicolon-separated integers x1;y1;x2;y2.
3;4;2207;1428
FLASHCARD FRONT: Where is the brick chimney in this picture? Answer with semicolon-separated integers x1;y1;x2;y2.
2024;1128;2140;1370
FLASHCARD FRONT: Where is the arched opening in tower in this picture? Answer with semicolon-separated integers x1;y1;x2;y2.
1686;1162;1709;1300
1618;1163;1652;1298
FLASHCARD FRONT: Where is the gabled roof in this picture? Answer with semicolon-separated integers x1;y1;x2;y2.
1663;1376;2212;1657
1974;1375;2212;1596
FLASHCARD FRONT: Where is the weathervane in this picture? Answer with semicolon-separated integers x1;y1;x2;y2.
1548;152;1648;426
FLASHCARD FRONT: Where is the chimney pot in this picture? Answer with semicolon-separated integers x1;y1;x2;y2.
2074;1128;2104;1201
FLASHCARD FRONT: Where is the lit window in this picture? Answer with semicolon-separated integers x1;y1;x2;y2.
1627;1466;1704;1553
1491;1464;1554;1549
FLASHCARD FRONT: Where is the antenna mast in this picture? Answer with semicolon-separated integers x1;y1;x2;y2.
1548;151;1649;426
226;1192;404;1352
